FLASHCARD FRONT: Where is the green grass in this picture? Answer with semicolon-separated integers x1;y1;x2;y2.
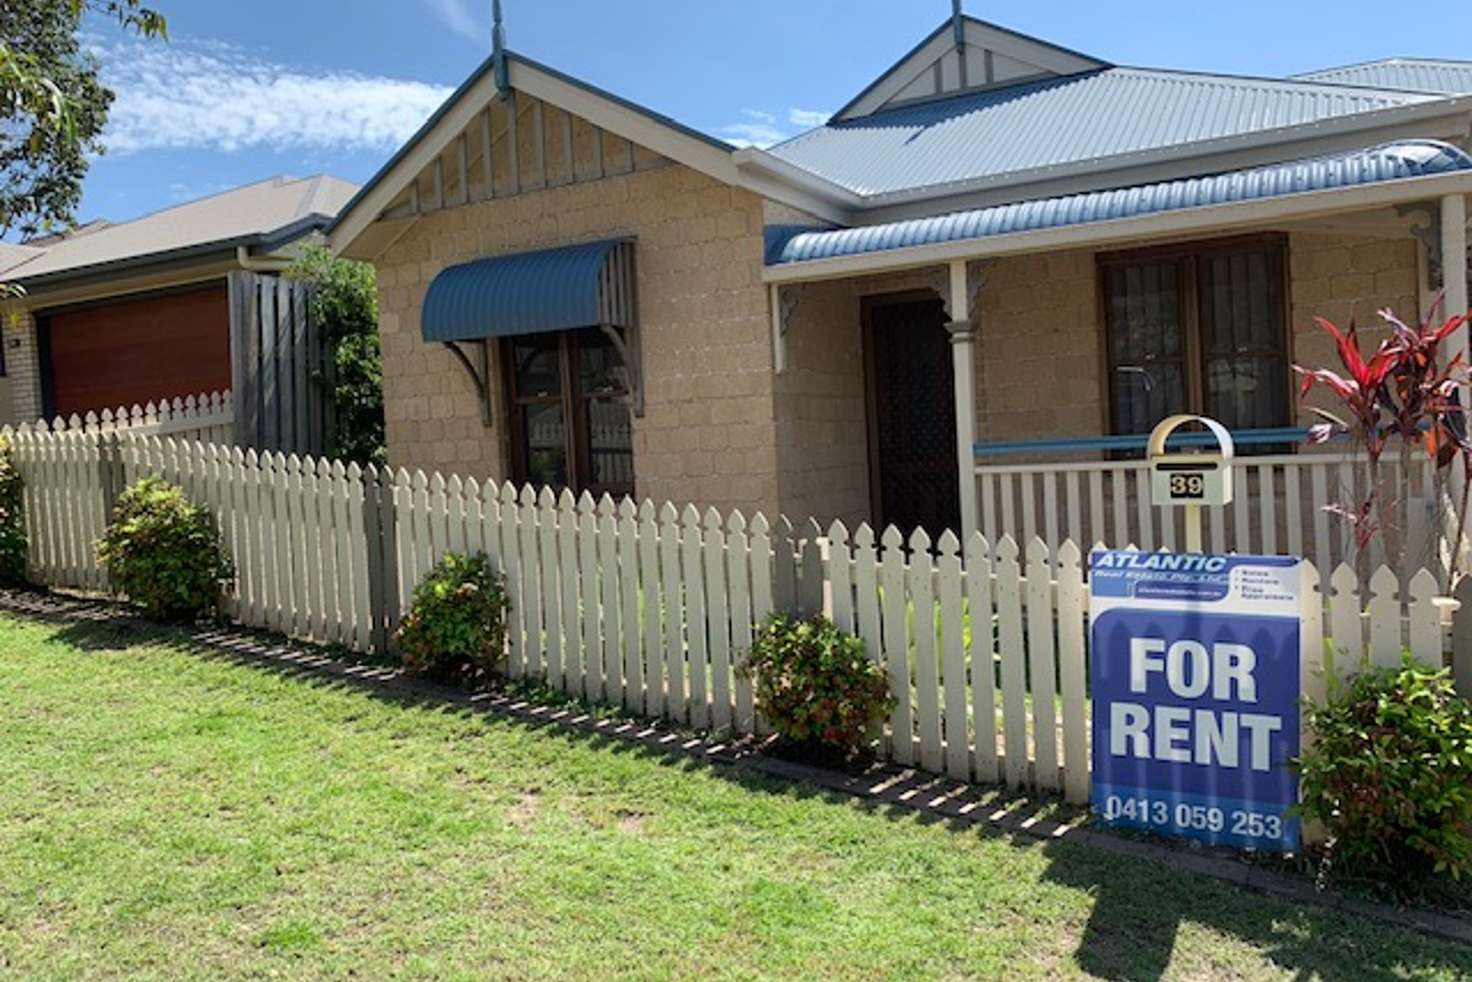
0;614;1467;981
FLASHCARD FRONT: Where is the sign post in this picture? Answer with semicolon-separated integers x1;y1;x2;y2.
1147;415;1235;553
1089;550;1302;852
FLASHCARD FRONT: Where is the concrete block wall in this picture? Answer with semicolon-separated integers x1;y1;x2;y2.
971;233;1423;445
773;277;870;528
975;248;1103;445
373;155;780;517
1288;232;1420;428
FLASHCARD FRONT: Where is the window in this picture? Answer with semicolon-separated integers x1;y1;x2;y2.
1102;237;1290;444
503;328;634;499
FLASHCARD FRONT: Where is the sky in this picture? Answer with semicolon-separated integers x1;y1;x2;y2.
68;0;1472;227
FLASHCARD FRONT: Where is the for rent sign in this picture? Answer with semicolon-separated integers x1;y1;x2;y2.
1090;551;1301;852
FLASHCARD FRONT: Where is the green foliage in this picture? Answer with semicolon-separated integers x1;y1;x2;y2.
287;245;385;467
1296;658;1472;886
0;0;165;241
96;476;233;622
742;612;894;753
396;552;509;686
0;435;27;585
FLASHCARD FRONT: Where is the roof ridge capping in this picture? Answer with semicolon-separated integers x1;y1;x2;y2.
1107;62;1445;96
1295;55;1472;77
766;139;1472;267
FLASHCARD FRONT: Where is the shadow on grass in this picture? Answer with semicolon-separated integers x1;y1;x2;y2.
5;591;1472;981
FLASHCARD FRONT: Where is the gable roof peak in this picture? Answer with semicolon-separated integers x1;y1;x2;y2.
831;14;1109;123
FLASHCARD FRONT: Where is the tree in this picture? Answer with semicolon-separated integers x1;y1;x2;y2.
1;0;165;243
287;245;386;467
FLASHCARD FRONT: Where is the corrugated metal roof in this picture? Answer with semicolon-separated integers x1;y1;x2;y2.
1295;58;1472;95
766;67;1442;198
8;175;359;284
0;243;44;279
768;140;1471;266
422;238;635;343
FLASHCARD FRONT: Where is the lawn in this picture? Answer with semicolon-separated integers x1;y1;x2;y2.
0;613;1467;981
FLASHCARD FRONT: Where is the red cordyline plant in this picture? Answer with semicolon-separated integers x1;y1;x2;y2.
1295;301;1470;585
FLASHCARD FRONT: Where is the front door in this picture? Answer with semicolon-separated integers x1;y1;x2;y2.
865;294;961;539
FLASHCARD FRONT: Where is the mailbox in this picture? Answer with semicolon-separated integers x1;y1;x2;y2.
1148;415;1234;508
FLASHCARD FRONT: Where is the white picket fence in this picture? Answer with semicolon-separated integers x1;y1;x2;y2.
7;429;1467;805
19;391;235;446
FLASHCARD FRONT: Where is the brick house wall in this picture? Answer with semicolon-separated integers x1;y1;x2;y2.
2;309;41;424
373;155;782;517
971;232;1423;445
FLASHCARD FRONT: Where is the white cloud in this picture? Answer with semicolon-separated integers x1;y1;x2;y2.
788;108;829;128
91;36;455;155
720;109;785;149
420;0;486;45
719;106;830;149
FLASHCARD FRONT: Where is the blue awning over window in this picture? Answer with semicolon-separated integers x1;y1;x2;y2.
421;238;636;343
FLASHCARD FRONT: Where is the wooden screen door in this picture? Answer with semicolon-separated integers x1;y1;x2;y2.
864;293;961;539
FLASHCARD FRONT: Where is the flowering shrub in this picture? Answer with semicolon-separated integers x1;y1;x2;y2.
96;476;233;621
396;552;509;686
742;613;894;754
1295;658;1472;886
0;435;27;586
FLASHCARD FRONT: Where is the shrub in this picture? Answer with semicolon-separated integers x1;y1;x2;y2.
396;552;509;686
286;245;385;467
96;476;234;622
1295;658;1472;885
0;435;27;586
742;612;894;754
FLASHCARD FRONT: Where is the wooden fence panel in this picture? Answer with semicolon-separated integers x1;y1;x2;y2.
227;271;333;457
995;538;1028;789
937;531;969;782
965;532;998;785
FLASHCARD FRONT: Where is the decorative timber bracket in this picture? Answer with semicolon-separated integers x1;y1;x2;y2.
443;340;494;426
598;322;645;417
770;283;804;374
1399;199;1472;293
1399;201;1444;286
928;259;989;326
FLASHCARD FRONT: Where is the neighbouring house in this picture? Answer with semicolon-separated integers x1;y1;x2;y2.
0;175;359;427
327;12;1472;556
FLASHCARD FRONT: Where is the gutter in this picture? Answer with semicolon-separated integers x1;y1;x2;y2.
732;148;863;215
236;247;289;273
761;168;1472;285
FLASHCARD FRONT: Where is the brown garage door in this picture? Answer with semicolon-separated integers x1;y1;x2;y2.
44;283;231;417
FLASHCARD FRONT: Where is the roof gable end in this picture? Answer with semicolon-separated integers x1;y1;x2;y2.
327;51;762;258
832;15;1108;122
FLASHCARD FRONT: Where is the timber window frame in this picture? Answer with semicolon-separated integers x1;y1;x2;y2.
501;327;635;500
1098;233;1293;445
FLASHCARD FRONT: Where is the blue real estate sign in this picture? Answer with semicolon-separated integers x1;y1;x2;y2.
1090;550;1301;852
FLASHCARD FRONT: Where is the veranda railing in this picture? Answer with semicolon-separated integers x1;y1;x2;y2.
975;431;1456;582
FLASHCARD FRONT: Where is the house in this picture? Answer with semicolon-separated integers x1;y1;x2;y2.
327;12;1472;546
0;175;359;426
